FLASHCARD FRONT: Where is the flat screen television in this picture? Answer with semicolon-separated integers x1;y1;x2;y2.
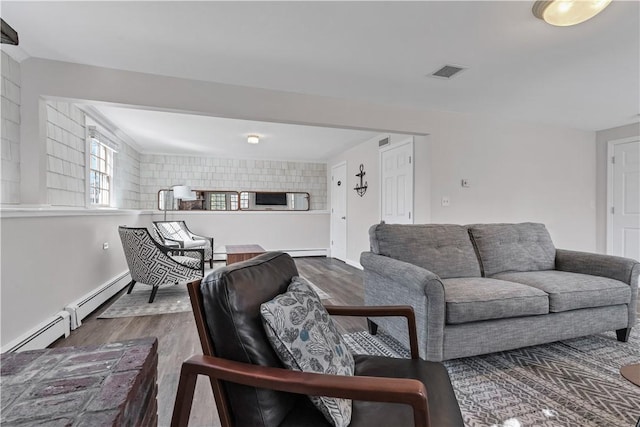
255;192;288;206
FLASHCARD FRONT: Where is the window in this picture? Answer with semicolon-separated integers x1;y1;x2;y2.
210;193;226;210
89;138;113;206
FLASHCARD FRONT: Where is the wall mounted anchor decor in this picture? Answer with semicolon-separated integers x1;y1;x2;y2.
354;164;368;197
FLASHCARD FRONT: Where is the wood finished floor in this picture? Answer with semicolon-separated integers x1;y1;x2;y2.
51;257;365;427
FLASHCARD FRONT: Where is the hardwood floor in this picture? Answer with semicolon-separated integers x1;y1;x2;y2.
51;256;365;427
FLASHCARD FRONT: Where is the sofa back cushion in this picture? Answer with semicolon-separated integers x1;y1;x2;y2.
468;223;556;276
369;223;481;278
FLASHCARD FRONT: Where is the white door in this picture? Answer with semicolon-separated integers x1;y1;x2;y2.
609;139;640;261
380;139;414;224
330;162;347;261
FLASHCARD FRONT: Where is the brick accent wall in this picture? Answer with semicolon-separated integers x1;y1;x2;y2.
1;51;21;204
46;101;87;206
140;154;327;210
1;338;158;426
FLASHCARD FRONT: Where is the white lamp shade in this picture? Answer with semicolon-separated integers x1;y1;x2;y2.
173;185;196;200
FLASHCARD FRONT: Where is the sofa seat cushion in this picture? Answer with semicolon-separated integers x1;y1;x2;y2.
369;223;481;278
468;223;556;276
442;278;549;324
493;271;631;313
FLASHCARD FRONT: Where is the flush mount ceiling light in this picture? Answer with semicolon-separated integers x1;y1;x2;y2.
532;0;612;26
247;135;260;144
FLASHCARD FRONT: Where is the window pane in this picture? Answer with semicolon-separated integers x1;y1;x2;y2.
91;141;99;155
91;156;98;170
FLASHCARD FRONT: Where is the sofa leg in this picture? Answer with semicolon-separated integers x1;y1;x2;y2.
616;327;631;342
209;259;214;269
367;319;378;335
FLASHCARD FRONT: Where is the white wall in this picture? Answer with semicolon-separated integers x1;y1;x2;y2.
156;211;329;254
113;136;142;209
330;113;597;263
1;51;21;203
0;210;149;347
427;111;596;251
139;154;327;210
595;122;640;253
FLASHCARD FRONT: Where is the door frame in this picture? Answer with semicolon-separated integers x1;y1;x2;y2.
379;137;415;224
606;136;640;255
330;161;347;261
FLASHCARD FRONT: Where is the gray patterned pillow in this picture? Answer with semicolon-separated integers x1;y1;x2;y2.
260;276;354;427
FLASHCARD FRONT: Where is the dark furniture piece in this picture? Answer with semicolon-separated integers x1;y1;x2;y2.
225;244;266;265
1;338;158;426
153;220;214;268
119;226;204;303
171;251;463;427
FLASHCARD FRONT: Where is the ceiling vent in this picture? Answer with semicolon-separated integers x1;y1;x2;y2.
378;137;390;148
429;65;466;80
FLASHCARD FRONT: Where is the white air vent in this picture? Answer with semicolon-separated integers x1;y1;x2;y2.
429;65;467;79
378;137;390;148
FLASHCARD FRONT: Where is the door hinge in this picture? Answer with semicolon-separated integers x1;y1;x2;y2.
331;240;334;246
409;211;411;219
409;156;412;164
611;207;615;214
332;176;334;181
611;156;616;164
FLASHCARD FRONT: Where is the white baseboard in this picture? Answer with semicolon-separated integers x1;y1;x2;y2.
65;271;131;329
345;259;363;270
1;311;71;353
286;249;328;258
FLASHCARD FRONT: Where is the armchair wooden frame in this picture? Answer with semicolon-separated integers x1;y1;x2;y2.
171;279;430;427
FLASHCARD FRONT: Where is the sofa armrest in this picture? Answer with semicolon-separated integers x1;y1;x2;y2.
555;249;640;286
360;252;446;361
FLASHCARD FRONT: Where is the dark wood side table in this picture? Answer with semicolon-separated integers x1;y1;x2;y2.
226;244;266;265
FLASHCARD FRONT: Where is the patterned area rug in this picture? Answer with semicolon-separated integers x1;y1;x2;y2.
343;329;640;427
98;277;330;319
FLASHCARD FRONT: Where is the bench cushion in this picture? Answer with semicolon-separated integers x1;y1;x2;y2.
442;278;549;324
493;270;631;313
468;223;556;276
369;223;481;278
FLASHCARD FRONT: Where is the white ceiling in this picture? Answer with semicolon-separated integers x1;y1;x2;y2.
90;105;381;160
3;1;640;158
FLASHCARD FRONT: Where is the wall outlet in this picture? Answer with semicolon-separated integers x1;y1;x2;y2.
102;242;109;250
461;179;470;188
441;196;450;207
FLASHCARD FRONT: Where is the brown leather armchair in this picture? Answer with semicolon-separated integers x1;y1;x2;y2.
172;252;463;427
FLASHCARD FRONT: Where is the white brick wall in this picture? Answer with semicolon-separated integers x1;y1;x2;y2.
1;51;21;203
113;139;141;209
139;155;327;210
45;101;86;206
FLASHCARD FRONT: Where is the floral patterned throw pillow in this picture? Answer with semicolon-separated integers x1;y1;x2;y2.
260;276;354;427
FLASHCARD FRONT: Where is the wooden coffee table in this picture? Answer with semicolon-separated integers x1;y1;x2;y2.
225;244;266;265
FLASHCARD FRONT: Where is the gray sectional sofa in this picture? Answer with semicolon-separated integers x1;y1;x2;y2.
361;222;639;361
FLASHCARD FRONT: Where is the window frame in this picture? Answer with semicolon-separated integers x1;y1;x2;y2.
87;136;114;207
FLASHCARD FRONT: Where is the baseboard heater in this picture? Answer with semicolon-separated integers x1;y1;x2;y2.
1;311;71;353
65;271;131;329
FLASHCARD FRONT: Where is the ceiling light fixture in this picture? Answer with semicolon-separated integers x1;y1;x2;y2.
247;135;260;144
532;0;612;26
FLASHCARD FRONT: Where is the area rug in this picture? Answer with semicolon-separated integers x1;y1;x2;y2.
343;329;640;427
99;277;331;319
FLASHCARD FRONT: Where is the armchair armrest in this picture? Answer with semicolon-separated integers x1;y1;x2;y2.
173;248;205;276
171;355;430;427
325;305;420;359
556;249;640;286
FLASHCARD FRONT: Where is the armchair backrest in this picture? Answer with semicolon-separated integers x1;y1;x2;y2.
154;221;192;242
188;252;301;427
